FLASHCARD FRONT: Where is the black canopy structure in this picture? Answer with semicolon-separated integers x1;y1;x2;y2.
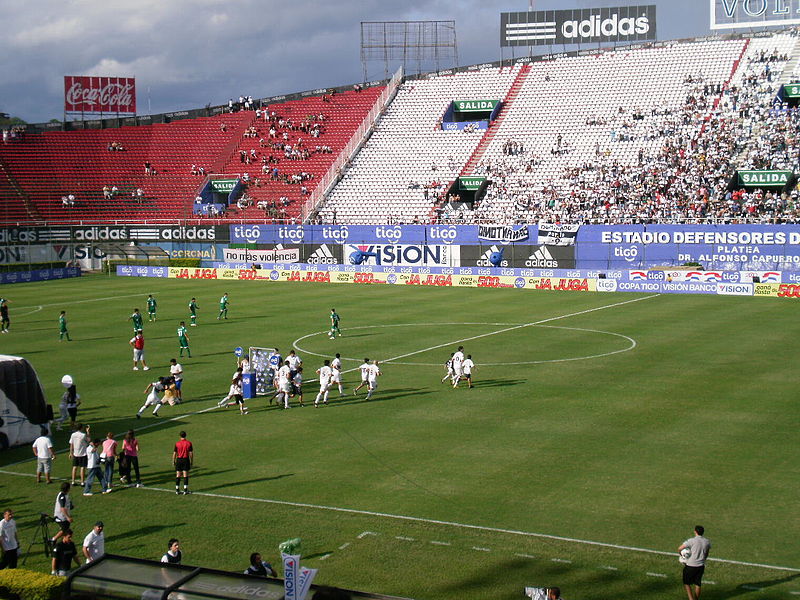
0;354;50;449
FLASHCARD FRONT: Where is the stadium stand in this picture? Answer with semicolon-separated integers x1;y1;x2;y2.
0;113;251;223
217;86;384;223
318;65;523;224
2;30;800;227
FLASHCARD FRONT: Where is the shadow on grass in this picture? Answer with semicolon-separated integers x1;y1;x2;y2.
723;572;800;597
201;473;295;492
473;378;526;388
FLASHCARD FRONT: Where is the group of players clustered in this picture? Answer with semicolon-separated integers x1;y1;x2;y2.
115;294;477;419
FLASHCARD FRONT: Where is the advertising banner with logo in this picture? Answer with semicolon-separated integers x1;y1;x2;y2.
223;247;300;263
1;267;81;285
344;244;459;266
500;5;656;47
575;225;800;271
228;224;541;245
459;244;575;268
64;76;136;114
0;225;227;244
710;0;800;30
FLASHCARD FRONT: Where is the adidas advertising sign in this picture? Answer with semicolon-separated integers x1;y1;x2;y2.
461;245;576;268
501;5;656;47
304;244;342;264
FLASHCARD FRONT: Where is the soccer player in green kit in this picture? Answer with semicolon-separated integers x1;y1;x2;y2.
217;293;229;320
129;308;144;333
177;321;191;358
146;295;157;322
328;308;341;339
188;298;199;326
59;310;71;341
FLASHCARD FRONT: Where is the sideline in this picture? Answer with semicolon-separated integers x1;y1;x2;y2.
0;468;797;574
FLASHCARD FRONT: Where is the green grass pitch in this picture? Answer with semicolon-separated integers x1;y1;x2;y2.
1;274;798;599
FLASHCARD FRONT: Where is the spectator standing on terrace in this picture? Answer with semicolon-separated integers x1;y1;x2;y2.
678;526;711;600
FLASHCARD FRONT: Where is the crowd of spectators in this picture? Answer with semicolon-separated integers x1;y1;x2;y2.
439;45;800;225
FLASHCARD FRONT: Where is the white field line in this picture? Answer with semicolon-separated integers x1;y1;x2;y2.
331;295;659;375
17;293;144;312
1;468;793;574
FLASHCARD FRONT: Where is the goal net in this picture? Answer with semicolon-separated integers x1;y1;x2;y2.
248;347;278;396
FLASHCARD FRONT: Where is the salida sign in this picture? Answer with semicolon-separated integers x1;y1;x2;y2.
64;76;136;114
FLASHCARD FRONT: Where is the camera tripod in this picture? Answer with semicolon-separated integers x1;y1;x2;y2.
22;513;54;565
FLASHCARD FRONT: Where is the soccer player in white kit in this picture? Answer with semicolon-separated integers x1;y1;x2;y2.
353;358;371;395
441;353;455;384
330;353;345;396
276;361;292;409
454;354;475;388
365;360;381;400
315;360;333;407
137;378;165;418
451;346;465;385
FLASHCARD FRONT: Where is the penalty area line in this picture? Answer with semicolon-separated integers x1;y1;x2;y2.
0;474;779;574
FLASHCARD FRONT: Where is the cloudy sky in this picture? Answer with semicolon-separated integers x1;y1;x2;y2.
0;0;734;123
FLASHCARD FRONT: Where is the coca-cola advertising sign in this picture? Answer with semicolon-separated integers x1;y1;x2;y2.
64;76;136;114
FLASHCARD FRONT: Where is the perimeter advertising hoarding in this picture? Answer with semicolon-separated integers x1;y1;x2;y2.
575;225;800;271
500;5;656;47
64;76;136;114
0;225;228;244
710;0;800;30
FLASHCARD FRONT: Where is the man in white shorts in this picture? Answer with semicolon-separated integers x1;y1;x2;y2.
32;430;55;484
315;360;333;407
276;360;292;409
365;360;381;401
170;359;184;400
454;354;475;388
353;358;371;396
137;378;165;418
451;346;465;385
330;353;345;396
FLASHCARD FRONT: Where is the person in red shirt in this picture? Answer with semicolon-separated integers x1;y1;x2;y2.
129;333;149;371
172;431;193;495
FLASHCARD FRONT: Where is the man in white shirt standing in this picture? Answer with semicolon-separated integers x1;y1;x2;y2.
451;346;465;385
276;361;292;409
315;360;333;407
32;430;55;484
353;358;371;396
330;353;345;396
170;359;184;401
365;360;382;401
82;522;105;563
68;424;90;486
0;509;19;569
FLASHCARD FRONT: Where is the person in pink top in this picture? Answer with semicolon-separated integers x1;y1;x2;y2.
101;433;117;493
122;430;141;487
